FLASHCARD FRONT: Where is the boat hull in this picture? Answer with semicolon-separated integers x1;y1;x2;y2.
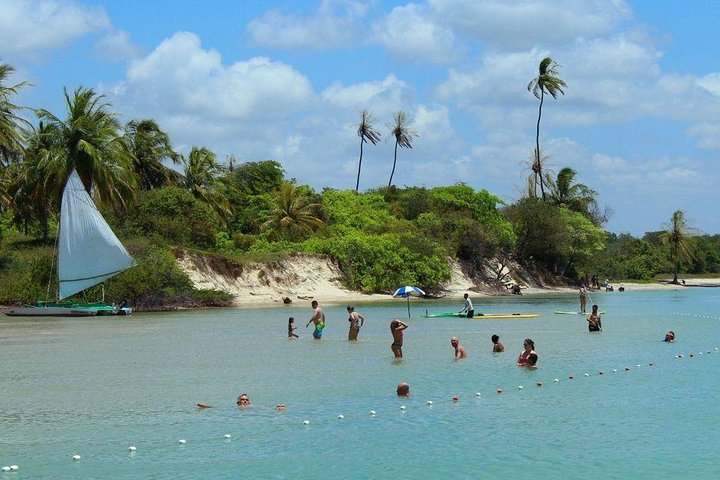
4;302;132;317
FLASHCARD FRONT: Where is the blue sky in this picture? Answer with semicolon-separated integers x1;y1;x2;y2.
2;0;720;236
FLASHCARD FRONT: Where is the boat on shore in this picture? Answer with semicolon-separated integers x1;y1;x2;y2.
4;170;135;317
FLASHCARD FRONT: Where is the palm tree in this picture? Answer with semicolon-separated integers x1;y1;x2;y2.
527;57;567;200
36;87;135;207
355;110;381;192
387;111;417;187
525;147;553;198
260;182;324;240
181;146;232;226
660;210;696;284
546;167;597;215
6;122;63;239
124;119;181;190
0;63;32;166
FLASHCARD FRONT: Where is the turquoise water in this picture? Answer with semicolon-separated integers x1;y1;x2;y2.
1;289;719;479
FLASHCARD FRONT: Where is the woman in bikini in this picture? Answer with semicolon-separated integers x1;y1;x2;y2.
517;338;535;366
390;320;408;358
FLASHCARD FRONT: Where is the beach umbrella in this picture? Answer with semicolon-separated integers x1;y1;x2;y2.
392;286;426;318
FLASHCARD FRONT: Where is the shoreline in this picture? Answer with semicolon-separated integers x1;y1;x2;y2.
214;278;720;309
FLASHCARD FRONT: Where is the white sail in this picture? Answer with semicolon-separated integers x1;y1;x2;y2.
58;170;136;300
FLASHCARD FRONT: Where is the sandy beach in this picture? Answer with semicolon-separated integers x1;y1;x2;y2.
177;251;720;307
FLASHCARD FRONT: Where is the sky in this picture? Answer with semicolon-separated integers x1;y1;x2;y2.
2;0;720;236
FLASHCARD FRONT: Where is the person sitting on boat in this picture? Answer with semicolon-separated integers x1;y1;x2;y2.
459;293;474;318
587;305;602;332
664;331;675;342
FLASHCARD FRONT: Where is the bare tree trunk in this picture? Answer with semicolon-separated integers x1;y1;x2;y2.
388;140;399;187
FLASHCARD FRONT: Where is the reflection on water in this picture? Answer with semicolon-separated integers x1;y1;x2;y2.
1;289;719;478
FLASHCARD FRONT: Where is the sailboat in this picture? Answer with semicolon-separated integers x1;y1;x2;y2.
5;170;136;317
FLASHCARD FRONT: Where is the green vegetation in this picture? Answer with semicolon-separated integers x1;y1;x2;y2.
1;61;720;310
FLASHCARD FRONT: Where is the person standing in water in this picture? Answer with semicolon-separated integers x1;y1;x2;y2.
491;334;505;352
347;306;364;341
587;304;602;332
459;293;475;318
390;319;408;358
306;300;326;339
517;338;535;365
579;285;588;313
288;317;299;339
451;337;468;359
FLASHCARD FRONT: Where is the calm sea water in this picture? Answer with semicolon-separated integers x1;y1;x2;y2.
1;288;719;479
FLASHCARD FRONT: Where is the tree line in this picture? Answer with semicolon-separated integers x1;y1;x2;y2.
0;60;714;308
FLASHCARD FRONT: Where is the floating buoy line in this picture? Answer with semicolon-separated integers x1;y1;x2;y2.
672;312;720;320
2;345;717;473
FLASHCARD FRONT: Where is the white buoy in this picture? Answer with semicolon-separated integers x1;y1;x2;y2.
517;385;523;390
475;392;482;397
400;405;406;410
613;369;618;372
427;400;433;406
178;439;186;444
584;373;589;377
337;415;344;420
554;378;559;383
636;364;641;368
224;434;232;439
72;455;81;461
303;420;310;425
128;446;136;452
698;352;703;355
369;410;376;416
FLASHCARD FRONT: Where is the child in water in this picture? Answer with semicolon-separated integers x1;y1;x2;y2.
288;317;299;339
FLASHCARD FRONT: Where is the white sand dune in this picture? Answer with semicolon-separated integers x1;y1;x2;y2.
176;251;720;307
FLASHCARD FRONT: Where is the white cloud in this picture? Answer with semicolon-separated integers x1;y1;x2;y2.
94;30;143;62
0;0;109;55
370;3;460;64
428;0;631;50
115;32;313;121
696;73;720;97
321;74;412;114
246;0;368;49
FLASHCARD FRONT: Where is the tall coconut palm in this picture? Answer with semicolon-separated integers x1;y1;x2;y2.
355;109;381;192
35;87;135;207
260;182;324;241
181;146;232;226
660;210;696;284
0;63;32;166
527;57;567;200
387;111;417;187
124;119;181;190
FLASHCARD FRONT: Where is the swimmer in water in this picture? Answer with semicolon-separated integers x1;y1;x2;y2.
390;320;408;358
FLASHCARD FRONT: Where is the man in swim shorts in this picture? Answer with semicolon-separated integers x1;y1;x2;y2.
306;300;326;339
